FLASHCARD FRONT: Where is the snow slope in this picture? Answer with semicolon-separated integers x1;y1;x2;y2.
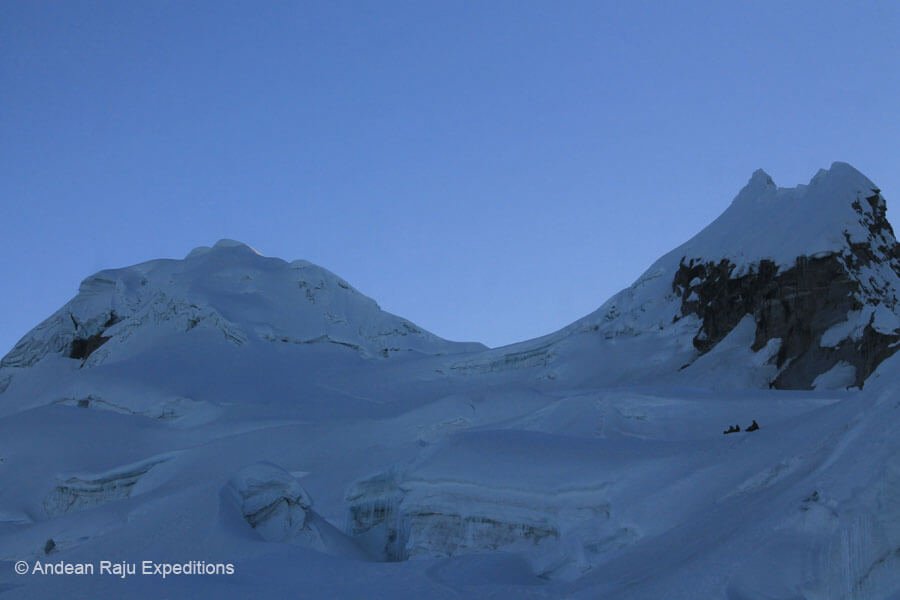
1;163;900;599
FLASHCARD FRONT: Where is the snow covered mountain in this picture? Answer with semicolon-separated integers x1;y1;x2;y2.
2;238;482;372
454;161;900;391
0;239;484;417
2;163;900;599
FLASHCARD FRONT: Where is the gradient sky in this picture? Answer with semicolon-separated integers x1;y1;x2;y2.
2;1;899;352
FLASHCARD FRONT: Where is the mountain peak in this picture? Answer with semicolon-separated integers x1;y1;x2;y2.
811;160;868;183
519;162;900;391
670;162;885;271
749;167;775;188
187;239;262;259
730;168;777;207
212;238;260;251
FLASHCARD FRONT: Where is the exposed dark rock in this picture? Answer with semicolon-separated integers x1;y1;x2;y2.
852;190;900;266
68;313;119;361
69;333;110;360
672;190;900;390
43;538;56;555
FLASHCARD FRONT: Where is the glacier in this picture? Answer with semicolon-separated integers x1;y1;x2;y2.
1;163;900;598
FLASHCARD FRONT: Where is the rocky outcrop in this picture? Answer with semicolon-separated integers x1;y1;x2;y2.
672;188;900;389
68;313;119;361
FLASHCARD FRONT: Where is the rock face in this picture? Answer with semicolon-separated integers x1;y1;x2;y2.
68;313;119;361
672;186;900;389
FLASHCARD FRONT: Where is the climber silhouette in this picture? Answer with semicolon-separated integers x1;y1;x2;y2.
723;424;740;435
746;420;759;432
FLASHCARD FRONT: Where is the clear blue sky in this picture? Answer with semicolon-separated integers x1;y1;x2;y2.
2;1;899;352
